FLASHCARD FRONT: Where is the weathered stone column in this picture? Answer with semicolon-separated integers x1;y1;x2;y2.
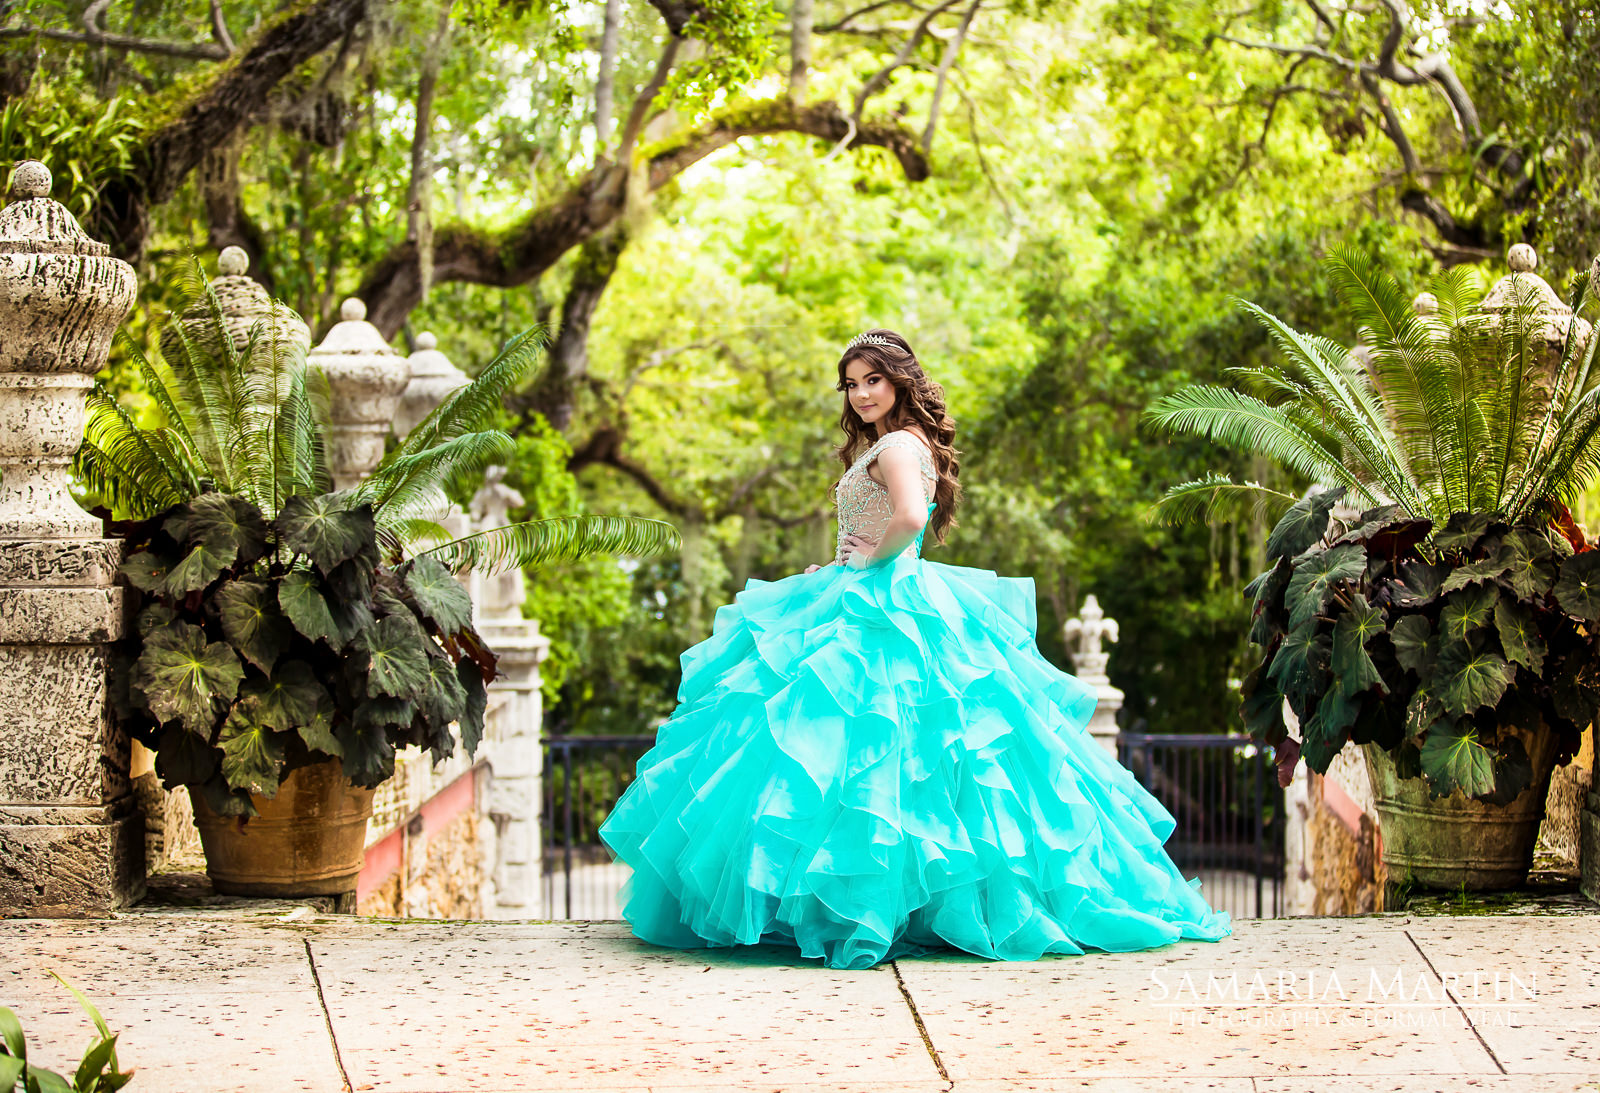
1064;594;1123;756
469;469;550;919
307;298;408;491
394;332;473;534
0;162;141;916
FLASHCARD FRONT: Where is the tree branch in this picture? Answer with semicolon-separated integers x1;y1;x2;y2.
0;23;230;60
90;0;368;257
356;100;930;336
851;0;963;125
208;0;235;54
618;37;680;161
920;0;978;155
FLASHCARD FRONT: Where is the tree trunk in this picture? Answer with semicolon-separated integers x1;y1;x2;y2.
788;0;812;103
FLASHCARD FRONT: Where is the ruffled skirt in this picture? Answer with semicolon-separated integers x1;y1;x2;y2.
597;555;1232;969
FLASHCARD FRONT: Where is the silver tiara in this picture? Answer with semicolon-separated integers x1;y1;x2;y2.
845;333;893;352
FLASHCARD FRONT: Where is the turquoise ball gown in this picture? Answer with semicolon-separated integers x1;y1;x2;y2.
597;430;1231;969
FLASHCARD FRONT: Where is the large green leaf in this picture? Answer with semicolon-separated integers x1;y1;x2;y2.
1390;560;1448;608
1246;557;1292;645
1434;638;1514;718
1552;652;1600;725
1554;550;1600;620
335;721;395;788
1390;614;1435;675
276;494;376;572
1419;719;1497;797
404;557;474;633
195;772;258;818
1239;662;1286;742
118;550;178;594
1266;623;1328;706
1331;596;1385;695
135;621;244;733
153;723;218;787
1439;584;1500;644
1403;689;1440;739
1433;512;1497;555
355;615;432;700
457;655;487;756
419;653;468;725
218;700;285;797
1440;543;1515;595
355;695;415;728
216;578;292;672
1484;736;1535;805
168;493;270;566
1334;507;1430;558
297;707;343;759
1500;527;1558;599
277;569;339;644
1266;488;1346;560
1285;544;1366;630
242;660;326;730
164;536;235;595
1493;598;1546;674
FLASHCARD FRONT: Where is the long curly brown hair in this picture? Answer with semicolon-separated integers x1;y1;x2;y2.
835;329;962;543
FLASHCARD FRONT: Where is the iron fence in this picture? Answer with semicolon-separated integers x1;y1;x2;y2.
540;729;1285;922
1117;730;1285;919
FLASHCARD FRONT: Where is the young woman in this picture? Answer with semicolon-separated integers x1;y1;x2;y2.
598;329;1231;969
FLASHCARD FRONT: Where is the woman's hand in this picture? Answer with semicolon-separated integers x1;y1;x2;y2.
803;563;823;575
840;533;876;568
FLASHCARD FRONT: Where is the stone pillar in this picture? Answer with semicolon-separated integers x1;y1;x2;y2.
0;162;141;916
307;298;408;491
162;246;310;364
1064;594;1123;756
469;469;550;918
394;332;473;532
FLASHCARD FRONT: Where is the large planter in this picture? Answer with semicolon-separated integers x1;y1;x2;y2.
192;758;375;898
1362;722;1561;890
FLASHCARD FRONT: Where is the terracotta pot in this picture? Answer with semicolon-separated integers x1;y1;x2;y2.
192;757;374;898
1361;720;1559;891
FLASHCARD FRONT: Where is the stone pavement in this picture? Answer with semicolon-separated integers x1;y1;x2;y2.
2;905;1598;1093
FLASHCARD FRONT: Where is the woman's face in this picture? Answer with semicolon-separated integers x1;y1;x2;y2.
843;358;897;426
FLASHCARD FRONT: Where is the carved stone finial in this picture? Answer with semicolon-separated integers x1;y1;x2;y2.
396;330;471;439
217;246;249;276
10;161;50;200
1508;243;1538;274
1412;291;1439;316
309;298;406;489
1064;593;1120;687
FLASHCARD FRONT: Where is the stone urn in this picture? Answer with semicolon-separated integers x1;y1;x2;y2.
159;245;310;366
0;160;137;539
191;757;376;900
395;331;470;439
1361;717;1562;890
307;297;408;490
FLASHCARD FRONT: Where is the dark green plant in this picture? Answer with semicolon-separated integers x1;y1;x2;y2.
1240;493;1596;801
113;489;493;815
73;268;681;571
1;973;133;1092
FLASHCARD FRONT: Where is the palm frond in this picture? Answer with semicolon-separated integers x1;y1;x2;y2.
1144;385;1371;500
387;326;549;464
417;515;682;575
359;430;517;520
1147;474;1299;527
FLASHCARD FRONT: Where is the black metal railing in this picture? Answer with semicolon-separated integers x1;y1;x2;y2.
1117;731;1285;919
540;734;657;920
540;729;1285;922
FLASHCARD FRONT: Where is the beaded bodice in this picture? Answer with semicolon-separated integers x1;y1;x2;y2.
834;431;938;565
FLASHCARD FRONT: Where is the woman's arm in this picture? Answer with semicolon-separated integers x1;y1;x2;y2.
860;443;930;564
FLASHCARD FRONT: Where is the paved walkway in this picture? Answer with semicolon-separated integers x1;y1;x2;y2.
3;903;1597;1093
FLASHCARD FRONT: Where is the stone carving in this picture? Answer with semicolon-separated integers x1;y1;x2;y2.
1064;594;1124;756
1481;244;1592;361
159;246;310;371
469;466;527;621
1064;593;1118;684
395;332;471;440
307;298;408;490
0;161;142;916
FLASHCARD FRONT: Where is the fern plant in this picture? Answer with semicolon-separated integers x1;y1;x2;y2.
73;269;682;573
1145;245;1600;529
1143;246;1600;804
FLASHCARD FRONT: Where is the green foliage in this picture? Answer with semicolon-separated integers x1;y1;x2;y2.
1241;499;1592;801
115;490;496;810
0;973;133;1092
1148;247;1600;529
